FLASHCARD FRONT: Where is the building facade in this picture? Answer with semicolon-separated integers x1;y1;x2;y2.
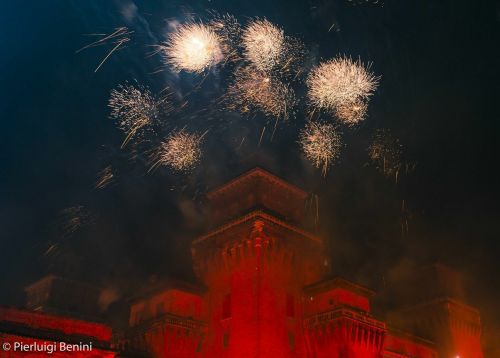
0;168;484;357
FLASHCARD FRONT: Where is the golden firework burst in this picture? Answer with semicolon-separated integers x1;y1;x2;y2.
299;121;342;175
226;66;295;119
157;129;204;171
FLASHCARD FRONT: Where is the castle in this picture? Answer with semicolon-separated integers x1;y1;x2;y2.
0;168;484;357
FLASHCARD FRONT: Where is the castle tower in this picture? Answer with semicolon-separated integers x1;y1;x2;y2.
1;169;484;358
302;278;386;358
387;264;483;358
191;168;327;357
113;168;482;357
119;281;207;358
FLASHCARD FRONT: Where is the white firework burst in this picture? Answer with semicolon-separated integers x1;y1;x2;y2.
109;84;163;147
162;23;224;73
241;19;285;72
308;56;379;121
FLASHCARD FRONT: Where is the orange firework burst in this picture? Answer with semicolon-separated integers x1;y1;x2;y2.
308;56;378;124
226;66;295;119
156;129;205;172
299;121;342;175
162;23;224;73
242;19;285;72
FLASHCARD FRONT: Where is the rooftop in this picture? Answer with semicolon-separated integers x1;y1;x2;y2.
206;168;309;226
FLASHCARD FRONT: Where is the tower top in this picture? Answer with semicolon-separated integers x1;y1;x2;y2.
207;167;308;226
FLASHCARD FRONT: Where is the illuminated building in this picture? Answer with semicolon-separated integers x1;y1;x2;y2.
0;168;484;357
119;168;484;357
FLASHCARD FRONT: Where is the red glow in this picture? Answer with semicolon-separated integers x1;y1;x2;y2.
1;169;485;357
0;306;111;342
0;306;115;357
120;170;484;357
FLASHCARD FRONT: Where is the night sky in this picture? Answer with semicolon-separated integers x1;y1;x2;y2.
1;0;499;354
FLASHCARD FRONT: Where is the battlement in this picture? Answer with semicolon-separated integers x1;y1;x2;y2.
304;277;375;314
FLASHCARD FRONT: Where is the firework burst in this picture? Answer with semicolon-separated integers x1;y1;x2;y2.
368;129;402;180
226;66;296;120
154;129;205;172
334;98;368;125
242;19;285;72
308;56;378;123
109;84;166;147
299;121;342;175
162;23;224;73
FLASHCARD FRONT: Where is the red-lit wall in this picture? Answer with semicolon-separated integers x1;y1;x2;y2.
192;218;325;358
203;236;307;357
303;287;371;316
129;289;204;326
0;170;486;358
383;332;437;358
0;307;114;358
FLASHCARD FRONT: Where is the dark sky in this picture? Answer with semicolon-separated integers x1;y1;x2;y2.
1;0;499;354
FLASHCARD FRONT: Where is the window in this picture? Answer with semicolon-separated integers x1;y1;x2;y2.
222;293;231;319
223;332;230;348
288;332;295;349
286;294;294;317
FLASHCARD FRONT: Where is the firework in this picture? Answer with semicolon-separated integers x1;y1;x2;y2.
280;36;307;79
57;206;94;239
162;23;224;73
43;205;95;272
242;19;285;72
368;129;402;179
226;66;295;119
334;98;368;125
95;165;115;189
299;121;342;175
108;84;164;147
77;27;132;72
155;129;205;172
308;56;378;121
208;13;242;62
